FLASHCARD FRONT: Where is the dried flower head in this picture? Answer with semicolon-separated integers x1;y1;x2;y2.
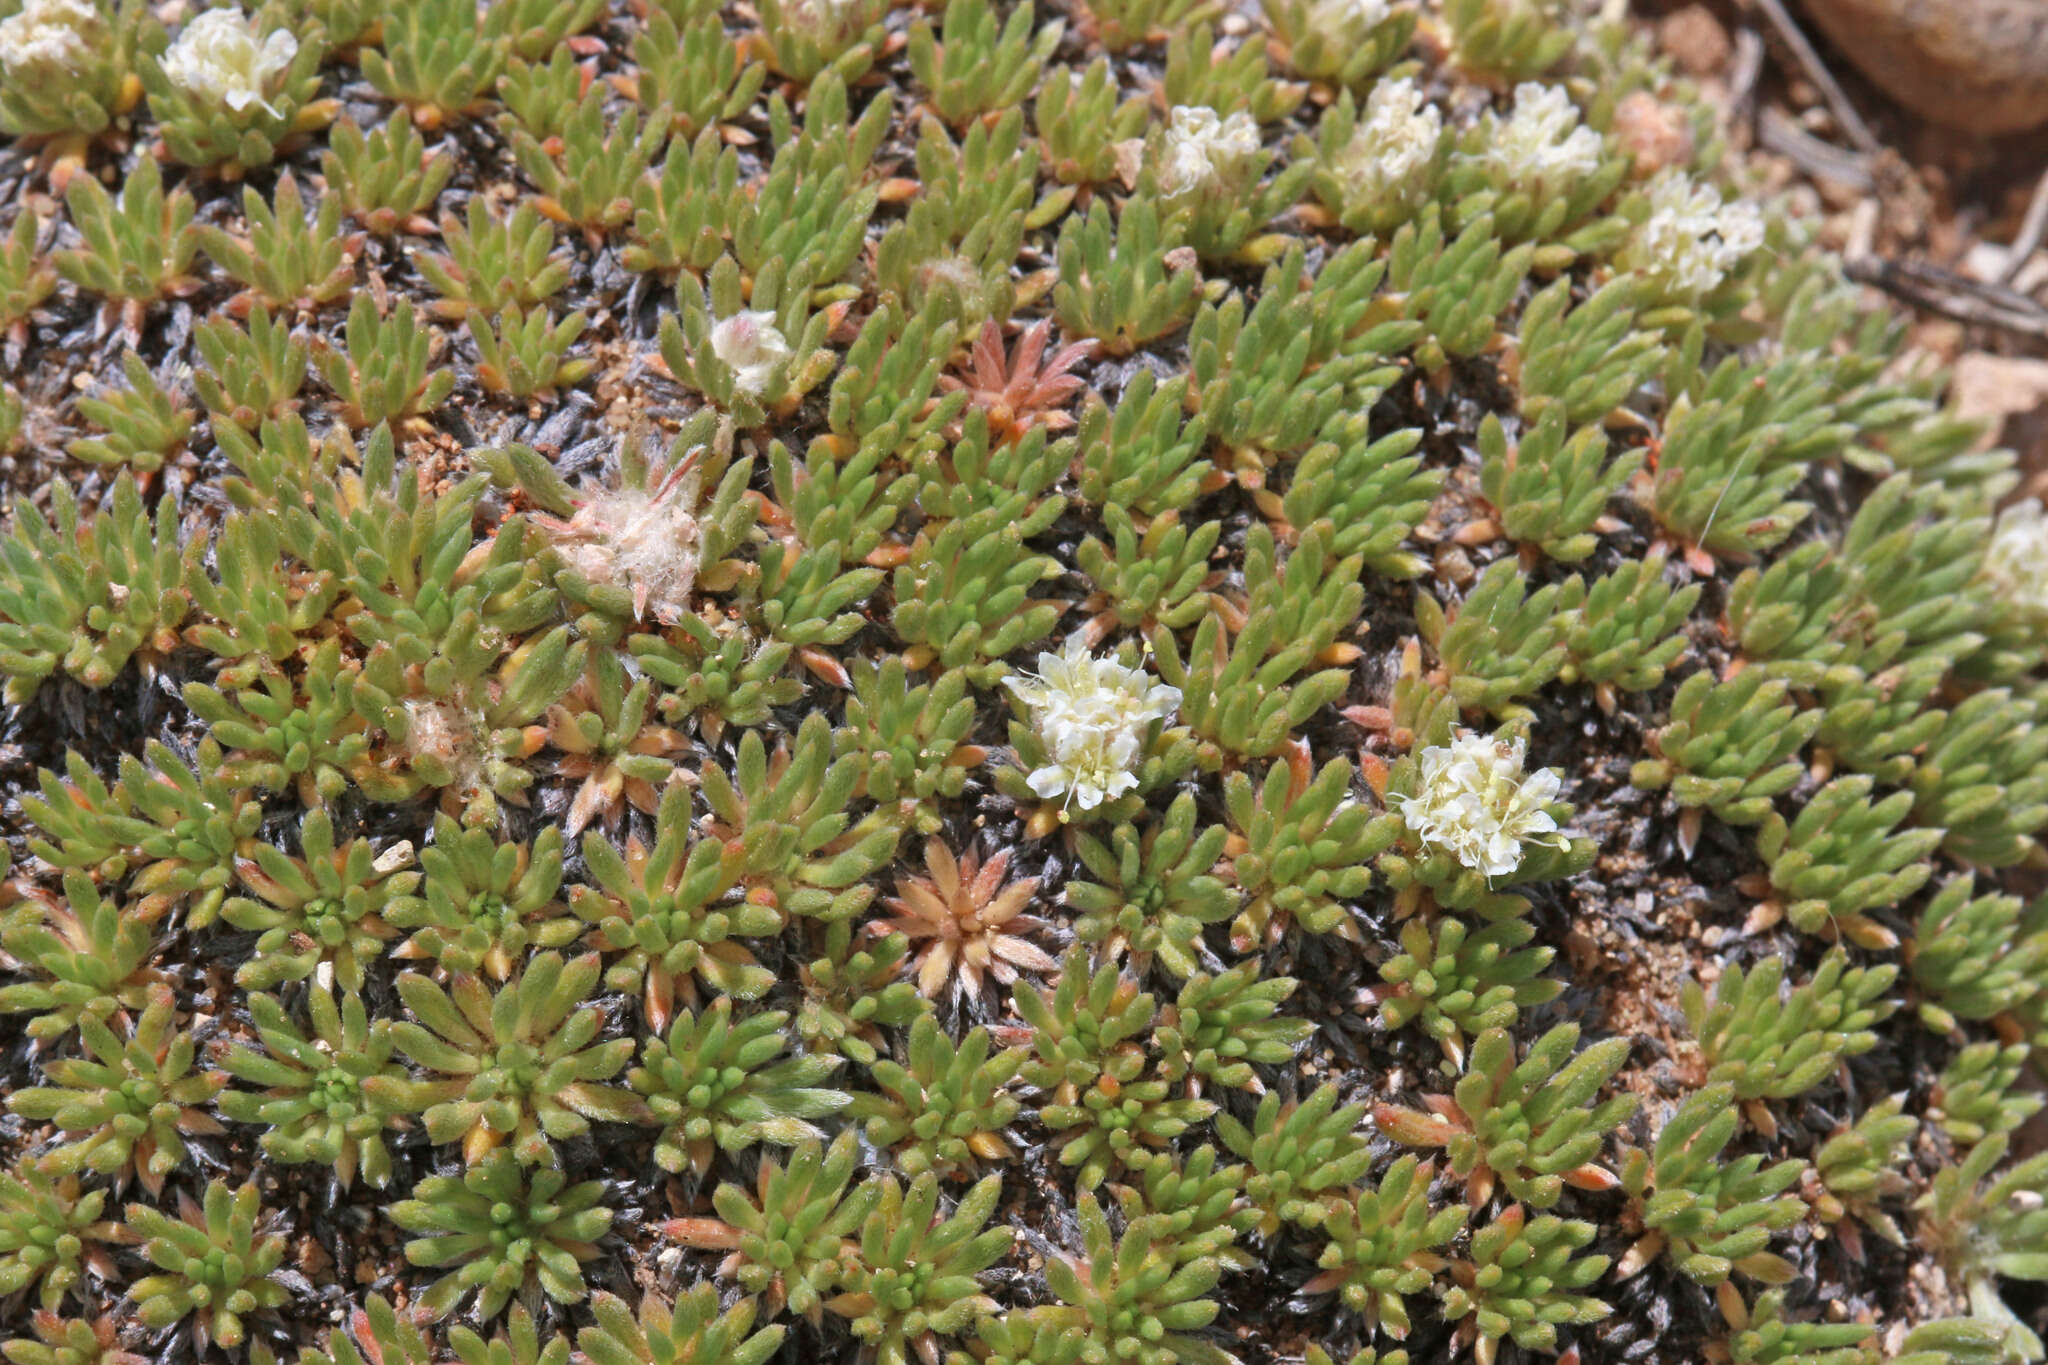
1158;105;1262;198
708;311;792;399
159;7;297;116
0;0;98;75
1332;76;1443;205
875;838;1055;1000
1398;732;1565;878
530;451;705;627
1617;170;1764;301
1482;83;1603;193
1006;638;1181;810
1985;498;2048;618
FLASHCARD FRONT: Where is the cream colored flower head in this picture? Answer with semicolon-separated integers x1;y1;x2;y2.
1006;638;1181;811
1335;77;1442;204
161;7;297;116
0;0;101;75
783;0;868;39
1985;498;2048;617
1398;731;1565;878
1445;0;1569;42
1158;105;1261;198
1483;83;1604;193
708;310;791;399
1308;0;1391;40
1618;171;1765;300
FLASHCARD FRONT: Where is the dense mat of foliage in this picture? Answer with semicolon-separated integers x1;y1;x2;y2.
0;0;2044;1363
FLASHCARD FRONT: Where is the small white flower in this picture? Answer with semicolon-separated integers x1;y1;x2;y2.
1334;77;1442;205
1482;83;1604;193
1985;498;2048;618
1306;0;1391;41
1158;105;1261;198
1397;732;1565;878
782;0;867;37
160;7;297;117
0;0;100;75
1618;171;1765;300
1006;638;1181;811
1446;0;1568;41
707;310;792;399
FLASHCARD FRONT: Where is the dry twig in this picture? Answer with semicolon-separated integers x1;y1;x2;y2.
1846;255;2048;340
1752;0;1883;156
1757;106;1872;190
1997;164;2048;287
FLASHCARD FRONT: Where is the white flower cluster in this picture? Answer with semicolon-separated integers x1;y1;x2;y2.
1398;732;1565;878
0;0;98;75
707;311;792;398
1447;0;1569;37
161;7;297;116
781;0;869;39
1985;498;2048;618
1481;82;1604;194
1618;171;1766;300
1157;105;1261;199
1006;639;1181;810
1306;0;1391;42
1333;77;1442;205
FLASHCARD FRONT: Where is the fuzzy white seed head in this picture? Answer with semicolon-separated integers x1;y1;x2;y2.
1618;171;1765;300
1158;105;1262;198
0;0;99;75
1335;77;1443;205
566;487;697;621
1483;82;1604;193
544;471;704;632
401;696;483;790
1399;732;1565;878
1986;498;2048;618
160;7;297;116
1005;638;1181;811
708;310;792;399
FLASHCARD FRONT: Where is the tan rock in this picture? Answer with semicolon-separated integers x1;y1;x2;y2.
1797;0;2048;133
1658;4;1733;76
1950;352;2048;448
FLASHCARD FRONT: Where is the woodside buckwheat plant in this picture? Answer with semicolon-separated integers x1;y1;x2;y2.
0;3;2043;1364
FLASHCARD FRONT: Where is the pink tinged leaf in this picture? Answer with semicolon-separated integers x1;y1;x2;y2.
994;937;1058;974
1373;1104;1458;1147
564;775;609;839
917;942;955;998
1677;807;1702;861
1561;1164;1620;1192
